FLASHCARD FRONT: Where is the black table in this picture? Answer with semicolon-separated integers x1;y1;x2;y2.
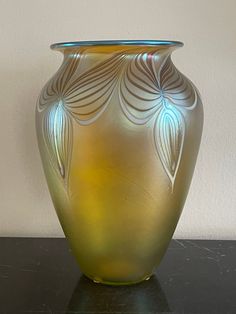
0;238;235;314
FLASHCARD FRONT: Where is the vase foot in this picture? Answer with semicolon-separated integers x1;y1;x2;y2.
84;273;153;286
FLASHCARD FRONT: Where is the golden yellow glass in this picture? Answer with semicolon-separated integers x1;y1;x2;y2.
36;40;203;285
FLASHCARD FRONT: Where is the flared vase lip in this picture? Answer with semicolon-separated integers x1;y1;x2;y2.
50;40;184;50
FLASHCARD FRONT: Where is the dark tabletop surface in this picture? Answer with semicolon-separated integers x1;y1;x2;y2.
0;238;235;314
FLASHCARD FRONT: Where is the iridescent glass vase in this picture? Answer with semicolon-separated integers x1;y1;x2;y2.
36;40;203;285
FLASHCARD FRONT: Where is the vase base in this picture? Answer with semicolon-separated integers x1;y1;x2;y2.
84;273;153;286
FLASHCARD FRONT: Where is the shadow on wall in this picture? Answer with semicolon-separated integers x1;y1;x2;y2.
19;69;48;199
3;59;61;201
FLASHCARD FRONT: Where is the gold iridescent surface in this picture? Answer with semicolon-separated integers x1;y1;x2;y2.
36;41;203;285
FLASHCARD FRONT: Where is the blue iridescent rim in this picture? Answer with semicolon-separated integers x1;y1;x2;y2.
51;40;184;50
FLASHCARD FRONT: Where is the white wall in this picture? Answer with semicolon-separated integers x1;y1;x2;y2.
0;0;235;239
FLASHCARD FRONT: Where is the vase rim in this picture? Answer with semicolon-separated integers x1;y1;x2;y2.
50;40;184;50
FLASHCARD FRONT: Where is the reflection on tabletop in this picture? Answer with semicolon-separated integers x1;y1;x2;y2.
65;274;170;313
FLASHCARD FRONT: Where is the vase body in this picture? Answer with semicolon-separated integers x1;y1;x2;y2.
36;40;203;285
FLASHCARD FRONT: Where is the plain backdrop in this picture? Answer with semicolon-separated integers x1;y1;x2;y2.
0;0;235;239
